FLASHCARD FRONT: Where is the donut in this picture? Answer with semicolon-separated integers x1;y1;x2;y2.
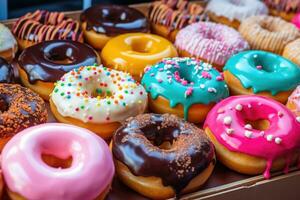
0;84;47;151
12;10;83;50
112;113;215;199
264;0;300;21
175;22;249;71
81;5;149;50
0;23;18;61
292;13;300;29
17;40;100;100
50;65;147;139
204;95;300;179
0;58;14;83
283;38;300;66
141;57;229;123
101;33;177;80
148;0;207;42
239;15;299;54
206;0;268;29
223;50;300;103
287;85;300;116
1;123;114;200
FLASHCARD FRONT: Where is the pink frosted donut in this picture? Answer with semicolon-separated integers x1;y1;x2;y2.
204;95;300;179
292;13;300;29
1;123;114;200
287;85;300;116
175;22;249;70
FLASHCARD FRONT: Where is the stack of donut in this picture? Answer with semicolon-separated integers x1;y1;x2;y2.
0;0;300;200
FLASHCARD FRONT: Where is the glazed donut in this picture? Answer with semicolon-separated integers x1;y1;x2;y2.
0;58;14;83
81;5;149;50
0;23;18;61
50;65;147;139
112;113;215;199
204;95;300;178
264;0;300;21
224;50;300;103
292;13;300;29
101;33;177;80
175;22;249;70
1;123;114;200
17;40;100;100
12;10;83;50
148;0;207;42
0;84;47;151
283;38;300;66
141;57;229;123
287;85;300;116
206;0;268;29
239;15;299;54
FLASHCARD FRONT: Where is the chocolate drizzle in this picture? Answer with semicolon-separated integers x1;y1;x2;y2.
18;40;99;83
0;58;13;83
81;5;149;36
112;113;215;196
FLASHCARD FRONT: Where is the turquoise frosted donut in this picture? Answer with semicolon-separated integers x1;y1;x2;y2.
141;57;229;122
224;50;300;102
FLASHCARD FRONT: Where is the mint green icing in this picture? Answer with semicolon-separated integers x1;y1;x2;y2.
224;50;300;95
141;57;229;120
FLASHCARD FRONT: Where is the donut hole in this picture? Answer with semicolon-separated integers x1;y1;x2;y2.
260;21;278;32
245;119;270;131
44;44;76;64
130;38;153;53
149;140;173;150
252;55;275;72
0;96;9;113
42;154;73;169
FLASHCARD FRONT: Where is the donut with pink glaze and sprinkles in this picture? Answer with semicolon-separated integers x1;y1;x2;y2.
204;95;300;179
175;22;249;71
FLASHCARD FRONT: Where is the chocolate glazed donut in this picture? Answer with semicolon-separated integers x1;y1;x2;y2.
17;40;100;83
80;5;149;36
0;58;13;83
112;113;215;197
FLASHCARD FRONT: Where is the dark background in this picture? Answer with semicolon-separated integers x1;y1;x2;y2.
8;0;149;19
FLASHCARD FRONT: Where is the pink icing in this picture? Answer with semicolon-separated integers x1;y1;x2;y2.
288;85;300;116
204;95;300;179
1;123;115;200
292;13;300;29
175;22;249;66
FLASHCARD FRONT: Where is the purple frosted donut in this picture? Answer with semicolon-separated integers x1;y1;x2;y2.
175;22;249;70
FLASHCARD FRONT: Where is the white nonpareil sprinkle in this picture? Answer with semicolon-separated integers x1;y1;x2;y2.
275;137;282;144
235;104;243;111
244;124;252;130
296;116;300;123
200;84;205;89
266;134;273;141
278;111;284;117
226;128;234;134
223;116;232;125
245;130;252;138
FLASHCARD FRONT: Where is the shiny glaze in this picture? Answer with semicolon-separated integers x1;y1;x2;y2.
224;50;300;95
18;40;99;83
112;113;215;195
101;33;178;79
0;57;13;83
141;57;229;119
292;13;300;29
81;5;149;36
1;123;115;200
204;95;300;179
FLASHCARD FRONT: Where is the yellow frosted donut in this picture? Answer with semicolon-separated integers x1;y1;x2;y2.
101;33;178;81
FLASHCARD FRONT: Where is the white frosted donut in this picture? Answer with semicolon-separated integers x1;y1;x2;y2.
50;65;147;123
206;0;268;22
0;23;17;60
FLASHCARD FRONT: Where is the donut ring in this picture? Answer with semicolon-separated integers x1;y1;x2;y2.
175;22;249;70
204;95;300;179
0;84;47;151
17;40;100;100
239;15;299;54
283;38;300;66
224;50;300;103
101;33;177;80
1;123;114;200
50;65;147;139
112;113;215;199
